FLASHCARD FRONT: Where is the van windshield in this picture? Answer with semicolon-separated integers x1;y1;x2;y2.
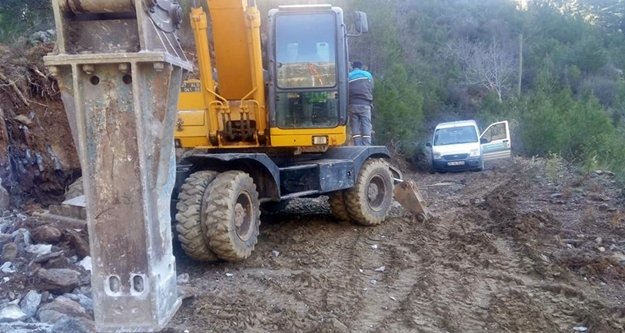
433;126;478;145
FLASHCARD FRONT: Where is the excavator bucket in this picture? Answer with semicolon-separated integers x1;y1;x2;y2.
44;0;191;331
394;180;429;222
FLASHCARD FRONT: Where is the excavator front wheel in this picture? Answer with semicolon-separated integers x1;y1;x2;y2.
345;159;394;226
175;170;220;262
203;171;261;261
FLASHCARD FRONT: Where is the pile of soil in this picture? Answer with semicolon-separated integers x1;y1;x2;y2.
0;43;79;208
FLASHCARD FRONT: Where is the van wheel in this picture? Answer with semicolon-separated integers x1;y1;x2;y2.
345;159;394;226
475;159;484;171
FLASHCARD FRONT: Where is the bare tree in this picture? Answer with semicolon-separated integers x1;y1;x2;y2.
448;36;517;102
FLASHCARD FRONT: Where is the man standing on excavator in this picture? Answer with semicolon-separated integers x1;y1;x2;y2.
348;61;374;146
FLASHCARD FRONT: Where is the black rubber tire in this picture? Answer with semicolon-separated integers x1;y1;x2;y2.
203;171;260;261
175;170;219;262
477;159;485;171
328;190;350;221
345;159;394;226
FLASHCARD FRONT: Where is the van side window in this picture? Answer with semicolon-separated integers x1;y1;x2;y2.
482;123;506;142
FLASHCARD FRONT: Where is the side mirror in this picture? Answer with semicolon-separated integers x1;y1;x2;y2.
425;142;432;147
480;137;489;144
354;11;369;34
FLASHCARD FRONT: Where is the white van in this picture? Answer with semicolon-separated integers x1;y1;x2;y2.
426;120;511;172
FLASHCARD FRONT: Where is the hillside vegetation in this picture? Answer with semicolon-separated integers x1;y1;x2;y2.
2;0;625;178
346;0;625;178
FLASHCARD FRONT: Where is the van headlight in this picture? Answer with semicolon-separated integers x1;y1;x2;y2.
432;152;442;160
469;149;480;157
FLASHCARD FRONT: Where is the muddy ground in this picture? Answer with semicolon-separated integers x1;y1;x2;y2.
160;157;625;333
1;44;624;333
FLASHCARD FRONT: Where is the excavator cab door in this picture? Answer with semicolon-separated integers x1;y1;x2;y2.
267;6;350;147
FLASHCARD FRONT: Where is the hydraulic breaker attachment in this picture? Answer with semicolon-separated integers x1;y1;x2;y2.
394;180;429;222
44;0;191;331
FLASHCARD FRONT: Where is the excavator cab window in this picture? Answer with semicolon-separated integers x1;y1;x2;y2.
273;12;339;129
275;91;338;128
275;13;337;88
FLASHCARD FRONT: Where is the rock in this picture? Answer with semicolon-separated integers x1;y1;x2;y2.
63;293;93;313
13;115;33;127
0;233;12;246
29;29;56;45
0;321;53;333
25;244;53;257
19;290;42;318
0;304;27;322
1;242;17;261
37;268;81;293
177;273;190;285
272;250;280;257
374;266;386;272
33;251;64;264
595;237;603;245
11;229;31;247
37;296;90;324
315;317;349;333
0;184;9;211
64;230;89;258
77;256;91;272
0;261;15;273
51;315;95;333
598;247;606;253
31;225;63;244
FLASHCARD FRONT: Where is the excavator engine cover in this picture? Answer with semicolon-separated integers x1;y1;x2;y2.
44;0;191;331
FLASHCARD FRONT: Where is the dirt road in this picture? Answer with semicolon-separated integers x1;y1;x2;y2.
166;157;625;333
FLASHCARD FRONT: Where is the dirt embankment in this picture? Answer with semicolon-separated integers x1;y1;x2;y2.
0;43;80;207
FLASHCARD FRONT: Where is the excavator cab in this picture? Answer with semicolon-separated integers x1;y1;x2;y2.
175;3;366;151
268;5;348;147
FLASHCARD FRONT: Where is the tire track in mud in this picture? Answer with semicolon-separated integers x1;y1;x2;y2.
388;165;564;332
170;159;625;332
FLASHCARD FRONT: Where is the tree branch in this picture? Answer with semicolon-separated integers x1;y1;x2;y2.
0;72;29;107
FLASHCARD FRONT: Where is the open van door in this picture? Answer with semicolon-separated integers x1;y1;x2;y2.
480;121;511;161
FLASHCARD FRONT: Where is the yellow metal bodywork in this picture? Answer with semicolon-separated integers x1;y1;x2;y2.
174;1;348;151
270;127;347;147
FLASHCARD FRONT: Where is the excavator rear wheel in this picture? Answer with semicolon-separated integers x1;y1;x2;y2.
175;170;219;262
329;190;350;221
203;171;260;261
345;159;394;226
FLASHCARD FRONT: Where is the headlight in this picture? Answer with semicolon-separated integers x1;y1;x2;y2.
469;149;480;157
433;152;442;160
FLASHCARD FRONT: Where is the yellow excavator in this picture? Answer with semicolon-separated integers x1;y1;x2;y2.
171;1;409;263
44;0;425;331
